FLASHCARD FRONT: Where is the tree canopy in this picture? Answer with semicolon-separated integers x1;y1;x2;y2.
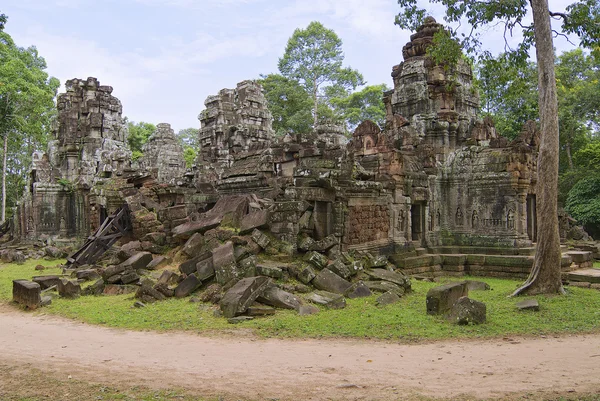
0;15;59;221
278;21;365;129
126;120;156;161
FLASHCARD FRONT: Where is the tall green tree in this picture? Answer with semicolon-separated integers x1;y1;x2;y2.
396;0;599;295
330;84;389;130
476;53;539;140
0;16;59;221
176;127;199;168
258;73;313;135
278;21;364;129
126;120;155;160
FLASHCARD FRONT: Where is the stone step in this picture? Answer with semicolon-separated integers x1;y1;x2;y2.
415;248;428;256
566;268;600;284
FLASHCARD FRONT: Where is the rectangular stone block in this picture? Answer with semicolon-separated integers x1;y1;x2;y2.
426;281;468;315
12;280;41;309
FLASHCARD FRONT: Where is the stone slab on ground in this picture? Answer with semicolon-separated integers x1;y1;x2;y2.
312;269;352;294
256;285;302;310
567;268;600;284
239;210;269;235
174;274;202;298
220;276;270;318
466;280;491;291
58;279;81;298
12;280;41;309
32;275;62;290
376;291;400;306
446;296;486;325
344;281;372;299
426;281;468;315
516;299;540;311
121;252;153;271
306;291;346;309
365;269;410;288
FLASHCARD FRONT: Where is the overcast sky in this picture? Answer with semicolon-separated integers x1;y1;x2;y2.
2;0;579;132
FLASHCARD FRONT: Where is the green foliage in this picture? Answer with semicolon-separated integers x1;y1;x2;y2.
2;262;600;340
330;84;389;130
0;17;60;218
176;127;199;167
0;13;6;32
126;120;155;157
278;21;364;128
476;52;539;140
565;173;600;226
259;73;313;135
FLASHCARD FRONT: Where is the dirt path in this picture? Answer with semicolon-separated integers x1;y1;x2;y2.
1;307;599;401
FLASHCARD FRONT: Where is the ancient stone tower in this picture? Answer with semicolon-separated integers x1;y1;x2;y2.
138;123;186;184
18;77;131;238
197;80;274;180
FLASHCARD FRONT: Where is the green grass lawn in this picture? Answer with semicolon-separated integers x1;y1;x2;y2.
2;259;600;341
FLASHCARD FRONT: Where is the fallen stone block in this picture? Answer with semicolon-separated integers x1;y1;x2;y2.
365;269;411;289
83;279;105;296
446;296;486;325
121;272;140;285
297;236;316;252
251;229;270;249
344;281;372;299
103;284;137;296
106;274;123;284
75;269;101;281
312;269;352;294
308;234;338;252
307;291;346;309
303;251;328;269
58;279;81;299
297;264;317;284
376;291;400;306
154;283;174;298
174;274;202;298
196;257;216;281
257;285;302;310
256;264;283;279
157;270;178;286
121;252;153;271
298;304;319;315
32;275;61;290
426;281;468;315
135;283;166;302
246;304;276;316
199;283;222;304
516;298;540;311
12;280;41;309
364;254;388;269
101;264;126;280
237;255;257;277
227;316;254;324
328;259;352;280
181;233;205;258
146;256;170;270
466;280;491;291
239;210;269;235
213;242;239;285
220;276;270;318
363;280;405;295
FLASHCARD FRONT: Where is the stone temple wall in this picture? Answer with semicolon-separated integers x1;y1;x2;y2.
18;77;131;240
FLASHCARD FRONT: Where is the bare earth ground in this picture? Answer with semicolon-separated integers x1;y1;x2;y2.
1;305;599;401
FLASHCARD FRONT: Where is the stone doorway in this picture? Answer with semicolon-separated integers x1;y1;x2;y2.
411;202;426;245
314;201;333;240
527;195;537;242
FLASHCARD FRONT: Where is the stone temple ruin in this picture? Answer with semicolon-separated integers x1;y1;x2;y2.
7;18;597;316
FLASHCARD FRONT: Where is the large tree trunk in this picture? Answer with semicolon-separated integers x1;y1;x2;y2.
1;132;7;223
512;0;564;295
